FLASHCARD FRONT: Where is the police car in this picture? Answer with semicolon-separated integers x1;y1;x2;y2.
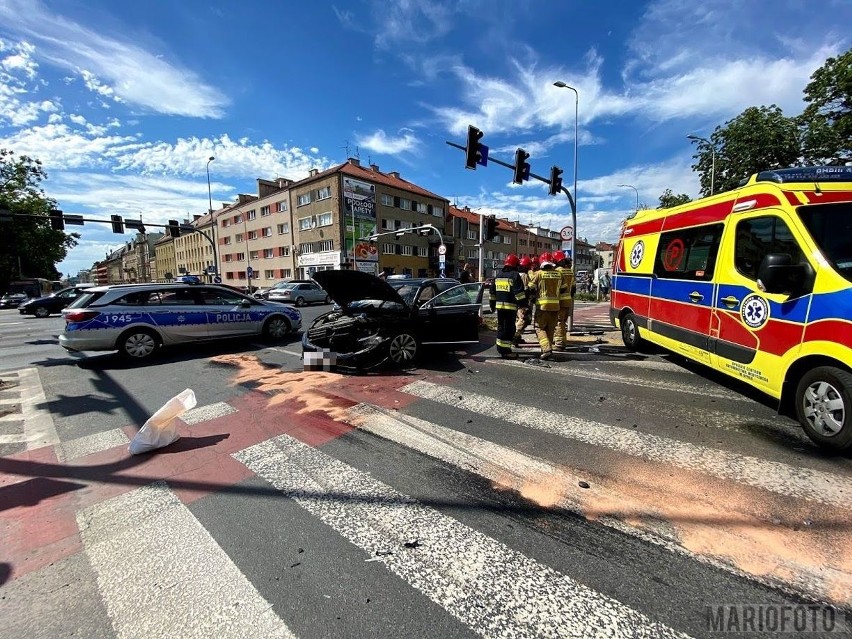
59;282;302;361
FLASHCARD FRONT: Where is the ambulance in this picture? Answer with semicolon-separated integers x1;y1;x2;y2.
611;166;852;451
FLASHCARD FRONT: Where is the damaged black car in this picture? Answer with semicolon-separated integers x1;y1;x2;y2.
303;271;485;372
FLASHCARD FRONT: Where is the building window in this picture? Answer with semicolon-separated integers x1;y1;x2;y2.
222;219;231;228
401;245;413;256
297;193;311;206
260;205;271;217
236;233;244;243
223;237;232;245
299;216;313;231
317;212;333;227
316;186;331;200
263;248;274;258
235;214;243;224
467;230;477;240
432;206;443;217
250;250;259;260
399;198;411;210
381;194;393;206
264;269;275;279
300;242;315;254
417;246;427;257
382;243;395;255
224;254;232;262
277;223;289;235
417;202;427;213
467;249;477;259
248;230;258;240
381;218;394;230
504;236;511;244
279;246;290;257
247;209;256;220
262;227;272;238
280;268;292;278
276;201;288;212
318;239;334;252
236;252;245;261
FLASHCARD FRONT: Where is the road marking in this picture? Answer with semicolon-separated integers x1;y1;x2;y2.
0;368;59;450
180;401;238;425
55;428;130;462
235;435;690;639
401;380;852;509
494;358;747;401
78;481;295;639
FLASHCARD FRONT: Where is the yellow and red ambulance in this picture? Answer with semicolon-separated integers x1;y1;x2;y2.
611;166;852;450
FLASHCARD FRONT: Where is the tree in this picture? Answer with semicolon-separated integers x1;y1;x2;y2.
0;149;78;292
691;106;800;196
657;189;692;209
799;48;852;164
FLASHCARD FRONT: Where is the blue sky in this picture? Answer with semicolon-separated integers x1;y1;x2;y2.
0;0;849;277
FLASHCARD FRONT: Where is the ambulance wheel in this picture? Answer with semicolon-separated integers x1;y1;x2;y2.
795;366;852;451
621;313;643;352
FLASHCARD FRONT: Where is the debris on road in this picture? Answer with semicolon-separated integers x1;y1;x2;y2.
128;388;197;455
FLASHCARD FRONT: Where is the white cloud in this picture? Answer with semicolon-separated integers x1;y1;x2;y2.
355;128;420;155
0;0;228;118
310;146;319;154
69;113;87;125
0;122;137;169
1;40;38;79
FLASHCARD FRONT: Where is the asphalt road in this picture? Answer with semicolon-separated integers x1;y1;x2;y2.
2;304;851;638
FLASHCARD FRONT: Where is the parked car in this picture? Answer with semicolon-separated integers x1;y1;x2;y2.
253;279;315;300
59;282;302;361
303;271;483;372
18;284;95;317
267;281;331;306
0;292;28;309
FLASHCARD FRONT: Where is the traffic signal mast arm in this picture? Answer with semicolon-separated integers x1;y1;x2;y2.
446;140;576;214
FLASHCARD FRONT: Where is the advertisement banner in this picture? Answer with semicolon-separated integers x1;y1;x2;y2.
343;177;378;263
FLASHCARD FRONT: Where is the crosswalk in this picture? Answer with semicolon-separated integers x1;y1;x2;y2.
3;353;852;638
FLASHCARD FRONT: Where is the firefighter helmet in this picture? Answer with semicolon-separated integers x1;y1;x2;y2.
519;256;532;268
553;250;566;263
540;252;555;267
504;254;520;268
531;256;540;269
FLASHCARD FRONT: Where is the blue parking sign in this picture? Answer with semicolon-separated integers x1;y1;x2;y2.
246;266;254;278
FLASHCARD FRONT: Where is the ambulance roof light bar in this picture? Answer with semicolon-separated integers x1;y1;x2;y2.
755;166;852;184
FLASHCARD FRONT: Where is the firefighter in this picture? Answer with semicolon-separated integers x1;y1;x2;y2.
489;254;527;359
553;250;575;350
526;252;562;359
513;256;533;346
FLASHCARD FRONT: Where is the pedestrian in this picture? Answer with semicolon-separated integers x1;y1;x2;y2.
553;251;574;350
526;252;561;360
599;269;611;301
489;254;527;359
458;263;473;284
513;256;533;346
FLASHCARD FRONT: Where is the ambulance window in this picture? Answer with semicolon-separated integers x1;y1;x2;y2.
653;223;723;281
734;216;804;281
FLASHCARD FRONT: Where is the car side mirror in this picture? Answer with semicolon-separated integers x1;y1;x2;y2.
240;299;252;308
756;253;812;297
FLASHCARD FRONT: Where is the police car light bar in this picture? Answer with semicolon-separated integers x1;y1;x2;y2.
756;166;852;183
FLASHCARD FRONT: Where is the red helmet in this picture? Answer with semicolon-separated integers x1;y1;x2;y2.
519;256;532;268
553;250;566;263
531;256;540;269
540;251;554;266
504;254;520;268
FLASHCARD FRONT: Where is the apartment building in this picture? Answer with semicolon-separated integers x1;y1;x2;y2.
446;206;520;279
154;234;177;281
174;211;218;281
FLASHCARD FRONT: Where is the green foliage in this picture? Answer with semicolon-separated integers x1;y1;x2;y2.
800;48;852;164
657;189;692;209
0;149;79;292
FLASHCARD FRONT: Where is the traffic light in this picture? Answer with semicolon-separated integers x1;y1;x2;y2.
167;219;181;238
110;214;124;234
512;148;530;184
548;166;564;196
484;214;497;241
464;125;488;170
49;209;64;231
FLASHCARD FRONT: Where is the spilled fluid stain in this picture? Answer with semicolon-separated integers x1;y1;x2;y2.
211;354;352;420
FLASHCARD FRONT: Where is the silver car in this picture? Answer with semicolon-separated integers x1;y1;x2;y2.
59;282;302;361
266;281;331;306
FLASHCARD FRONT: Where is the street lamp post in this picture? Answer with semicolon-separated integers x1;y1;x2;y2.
206;156;218;280
687;135;715;195
618;184;639;214
553;81;579;332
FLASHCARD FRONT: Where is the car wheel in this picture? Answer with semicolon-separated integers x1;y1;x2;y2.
263;316;291;341
795;366;852;451
388;333;418;367
34;307;50;318
621;312;643;351
295;296;306;307
118;328;159;361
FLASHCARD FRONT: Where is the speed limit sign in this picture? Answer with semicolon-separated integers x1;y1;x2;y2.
560;226;574;241
438;244;447;255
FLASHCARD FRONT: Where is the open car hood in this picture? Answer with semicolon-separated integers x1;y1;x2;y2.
313;271;407;309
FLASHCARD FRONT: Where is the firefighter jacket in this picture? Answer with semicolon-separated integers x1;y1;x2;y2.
556;266;575;308
527;267;563;312
489;268;527;312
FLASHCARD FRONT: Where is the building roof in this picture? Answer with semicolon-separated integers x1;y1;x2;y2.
447;206;518;232
294;159;448;202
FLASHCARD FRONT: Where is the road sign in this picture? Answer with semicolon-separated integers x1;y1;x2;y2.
246;266;254;278
213;276;222;284
560;225;574;241
438;244;447;255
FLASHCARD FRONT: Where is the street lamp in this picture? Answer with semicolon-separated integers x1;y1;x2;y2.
553;80;579;331
206;156;217;280
687;135;715;196
618;184;639;213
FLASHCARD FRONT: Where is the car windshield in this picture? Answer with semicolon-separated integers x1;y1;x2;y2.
389;282;419;305
798;202;852;282
270;281;295;290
